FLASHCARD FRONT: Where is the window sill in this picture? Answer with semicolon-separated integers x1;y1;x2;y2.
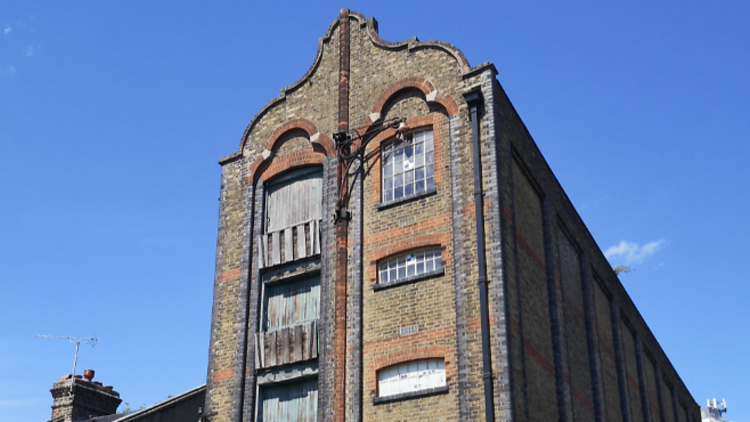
372;385;449;405
377;187;437;211
373;268;444;291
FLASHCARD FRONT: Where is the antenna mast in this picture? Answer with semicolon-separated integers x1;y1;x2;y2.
36;334;99;376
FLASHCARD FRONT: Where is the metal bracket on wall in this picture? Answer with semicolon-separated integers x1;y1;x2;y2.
332;116;406;218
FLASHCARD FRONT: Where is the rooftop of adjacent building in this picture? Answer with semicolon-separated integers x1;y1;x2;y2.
43;369;204;422
701;398;730;422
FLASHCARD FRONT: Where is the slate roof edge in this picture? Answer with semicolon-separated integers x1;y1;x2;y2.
113;384;206;422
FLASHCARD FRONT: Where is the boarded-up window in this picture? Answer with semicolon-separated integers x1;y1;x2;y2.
378;359;445;397
266;167;323;233
259;378;318;422
263;275;321;332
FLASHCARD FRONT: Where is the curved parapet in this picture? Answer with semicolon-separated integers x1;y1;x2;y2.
230;17;341;160
226;9;495;164
348;10;471;75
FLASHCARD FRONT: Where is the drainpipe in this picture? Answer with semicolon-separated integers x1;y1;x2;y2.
464;88;495;422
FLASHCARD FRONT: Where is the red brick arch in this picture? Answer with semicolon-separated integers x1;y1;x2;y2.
370;233;449;264
370;77;459;118
263;119;335;157
257;150;324;183
246;119;334;184
371;344;453;372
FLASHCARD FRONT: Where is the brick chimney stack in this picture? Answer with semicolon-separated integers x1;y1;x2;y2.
49;369;122;422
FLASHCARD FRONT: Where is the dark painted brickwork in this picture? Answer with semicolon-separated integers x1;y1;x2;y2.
493;79;700;422
204;9;700;422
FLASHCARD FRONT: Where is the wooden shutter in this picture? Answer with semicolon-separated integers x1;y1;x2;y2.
266;167;323;233
263;275;321;332
260;378;318;422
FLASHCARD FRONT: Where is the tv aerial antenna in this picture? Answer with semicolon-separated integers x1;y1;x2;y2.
36;333;99;377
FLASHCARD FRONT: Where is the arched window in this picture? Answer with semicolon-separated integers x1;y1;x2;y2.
378;358;445;397
378;248;442;285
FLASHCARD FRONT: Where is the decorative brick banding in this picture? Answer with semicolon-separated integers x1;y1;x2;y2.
218;268;241;283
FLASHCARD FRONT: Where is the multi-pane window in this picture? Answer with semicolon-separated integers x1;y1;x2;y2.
378;359;446;397
266;166;322;233
382;130;435;203
262;275;320;332
378;249;442;284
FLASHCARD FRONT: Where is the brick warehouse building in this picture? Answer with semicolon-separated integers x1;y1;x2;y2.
205;9;699;422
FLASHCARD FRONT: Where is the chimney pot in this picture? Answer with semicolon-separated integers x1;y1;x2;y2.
104;385;113;390
83;369;95;382
50;374;121;421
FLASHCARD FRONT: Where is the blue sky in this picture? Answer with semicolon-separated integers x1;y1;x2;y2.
1;1;748;421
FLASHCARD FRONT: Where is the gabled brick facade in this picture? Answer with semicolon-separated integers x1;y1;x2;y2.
204;9;700;422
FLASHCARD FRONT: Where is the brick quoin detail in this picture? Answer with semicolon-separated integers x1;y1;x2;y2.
212;368;236;382
370;77;459;116
363;114;447;206
218;268;241;283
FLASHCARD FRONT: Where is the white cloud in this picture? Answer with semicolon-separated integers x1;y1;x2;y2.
604;240;665;264
3;27;10;35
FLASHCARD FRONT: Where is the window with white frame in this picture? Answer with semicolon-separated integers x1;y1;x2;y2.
382;129;435;203
378;248;442;284
378;359;446;398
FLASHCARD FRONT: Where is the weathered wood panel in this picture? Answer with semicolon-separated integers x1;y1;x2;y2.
254;320;319;369
265;167;323;232
311;320;318;359
281;328;290;365
294;324;303;362
268;331;277;367
258;218;321;268
312;219;319;255
297;224;307;259
258;235;267;269
263;275;320;331
271;231;280;266
259;378;318;422
284;227;294;262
